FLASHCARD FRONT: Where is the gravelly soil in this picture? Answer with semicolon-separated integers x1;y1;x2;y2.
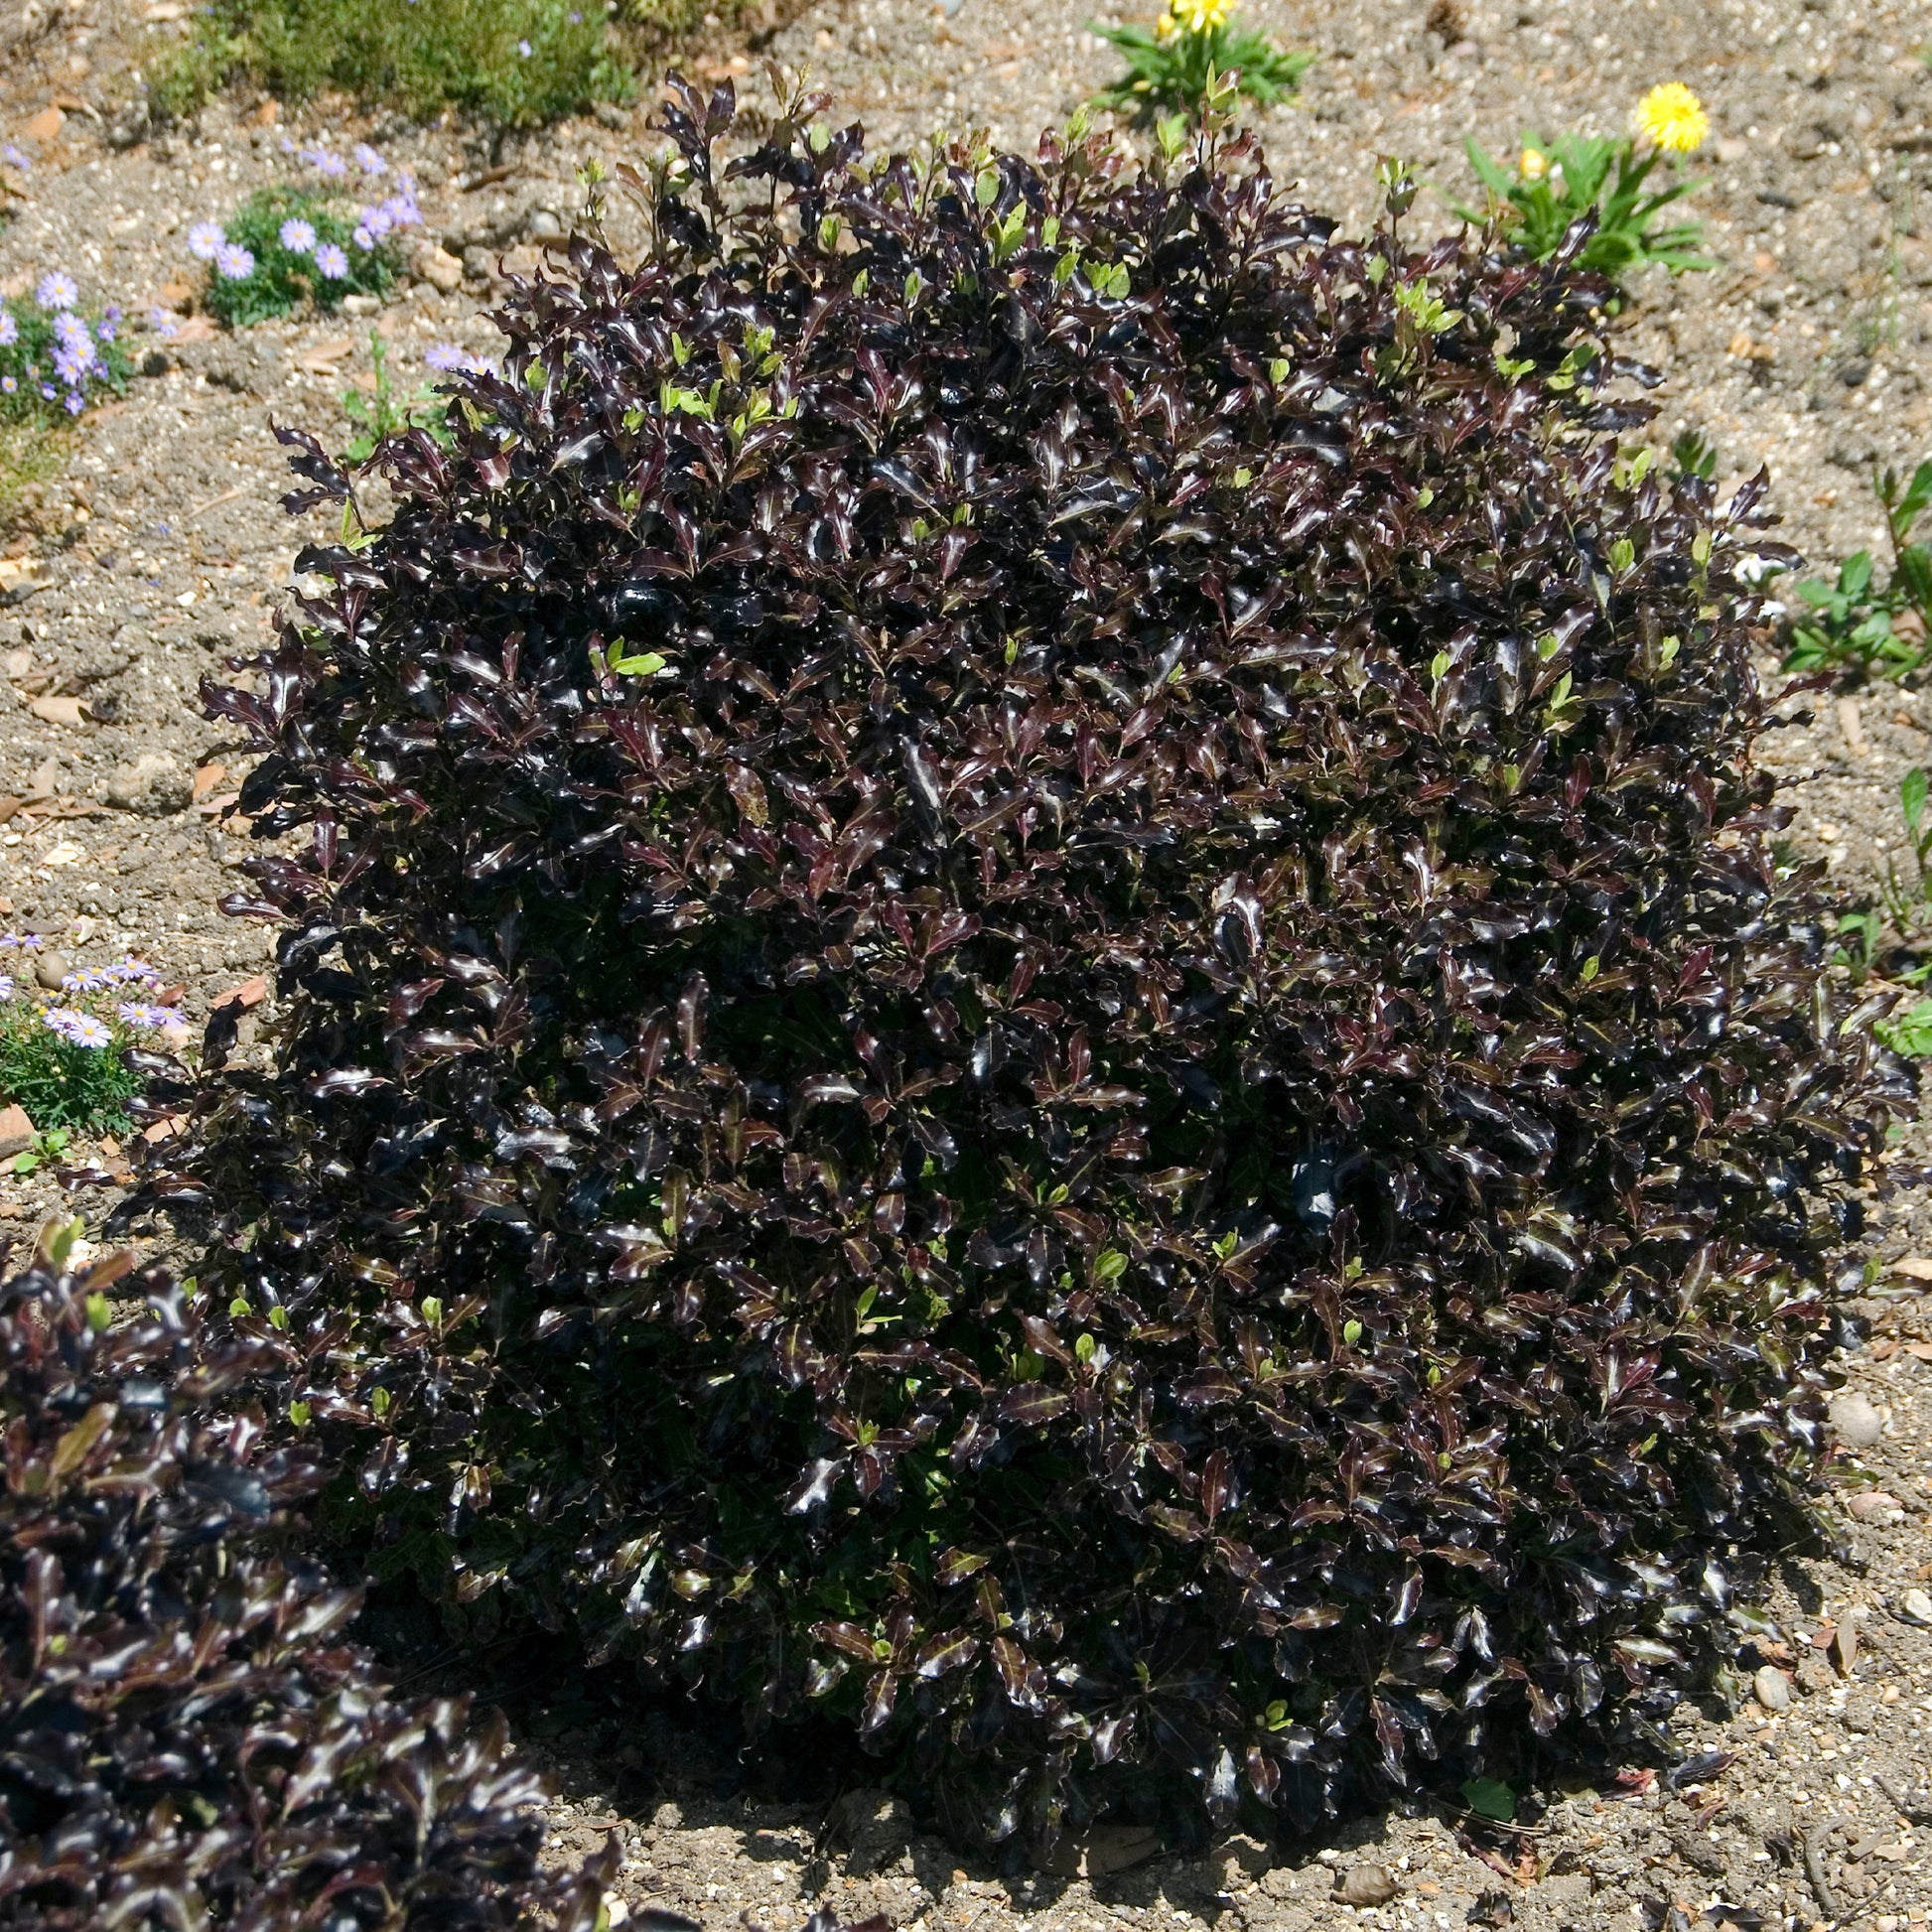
8;1;1932;1928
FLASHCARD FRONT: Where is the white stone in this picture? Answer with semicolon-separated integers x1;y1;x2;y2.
104;752;190;816
1829;1393;1884;1451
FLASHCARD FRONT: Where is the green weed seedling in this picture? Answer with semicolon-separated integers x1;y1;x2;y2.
1831;765;1932;1058
343;331;453;465
1669;428;1718;483
9;1127;69;1178
1785;462;1932;683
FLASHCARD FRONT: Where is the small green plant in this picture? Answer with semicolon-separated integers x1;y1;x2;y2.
196;183;400;330
1460;1776;1517;1823
1880;996;1932;1058
1669;427;1718;483
148;0;630;129
1784;463;1932;684
1092;0;1312;120
342;332;459;464
1884;765;1932;943
1462;84;1712;286
1827;766;1932;1057
0;947;171;1136
7;1126;69;1177
146;18;247;123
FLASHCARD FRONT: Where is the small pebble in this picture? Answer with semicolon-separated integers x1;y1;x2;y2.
1848;1489;1902;1521
1753;1664;1792;1712
33;952;67;991
1334;1865;1398;1907
1828;1393;1883;1451
1900;1587;1932;1625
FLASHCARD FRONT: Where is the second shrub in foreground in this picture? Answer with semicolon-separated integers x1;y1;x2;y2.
0;1224;616;1930
164;88;1903;1845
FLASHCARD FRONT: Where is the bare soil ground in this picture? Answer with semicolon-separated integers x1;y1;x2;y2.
7;2;1932;1928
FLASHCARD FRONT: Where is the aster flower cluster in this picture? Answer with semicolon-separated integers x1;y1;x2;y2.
0;939;162;1134
350;182;423;256
199;171;406;330
0;277;132;423
424;341;497;377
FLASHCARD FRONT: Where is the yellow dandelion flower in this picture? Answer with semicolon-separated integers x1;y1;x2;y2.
1156;8;1175;37
1632;82;1709;155
1171;0;1231;35
1518;146;1547;181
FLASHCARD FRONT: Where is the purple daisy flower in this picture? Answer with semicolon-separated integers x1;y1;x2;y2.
35;271;77;310
354;143;386;175
148;306;180;338
424;342;466;371
215;242;256;281
117;1001;174;1029
279;216;317;253
315;242;349;280
43;1007;110;1049
188;220;226;261
0;312;17;347
301;146;347;179
351;224;375;252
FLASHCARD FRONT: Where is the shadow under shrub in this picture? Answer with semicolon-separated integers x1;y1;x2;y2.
0;1222;616;1929
158;84;1907;1848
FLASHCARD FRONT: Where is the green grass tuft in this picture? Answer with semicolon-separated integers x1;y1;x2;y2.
148;0;632;128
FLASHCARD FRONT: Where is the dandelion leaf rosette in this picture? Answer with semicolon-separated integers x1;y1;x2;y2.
161;83;1906;1843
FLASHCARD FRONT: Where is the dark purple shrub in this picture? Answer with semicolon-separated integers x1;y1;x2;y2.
0;1220;616;1929
157;84;1904;1845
